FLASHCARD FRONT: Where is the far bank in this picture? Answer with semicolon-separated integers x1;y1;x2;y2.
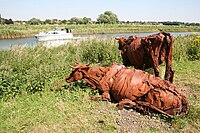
1;24;200;39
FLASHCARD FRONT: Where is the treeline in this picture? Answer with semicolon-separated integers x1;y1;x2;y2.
160;21;200;26
0;11;200;26
0;11;119;25
120;21;200;26
0;17;14;25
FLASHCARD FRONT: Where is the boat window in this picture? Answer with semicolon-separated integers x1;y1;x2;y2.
66;28;71;33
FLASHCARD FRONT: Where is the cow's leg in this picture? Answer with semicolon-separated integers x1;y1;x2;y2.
117;99;136;110
149;50;160;77
92;79;111;101
121;51;128;66
153;63;160;77
165;64;174;83
91;91;111;102
164;38;174;83
101;91;111;101
136;101;173;118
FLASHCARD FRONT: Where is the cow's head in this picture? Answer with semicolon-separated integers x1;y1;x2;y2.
115;37;127;50
66;63;90;83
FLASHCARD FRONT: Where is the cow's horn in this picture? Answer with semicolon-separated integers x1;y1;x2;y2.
68;64;75;68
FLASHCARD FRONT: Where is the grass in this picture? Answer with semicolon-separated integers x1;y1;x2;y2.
0;35;200;132
171;61;200;132
0;61;199;132
0;90;119;133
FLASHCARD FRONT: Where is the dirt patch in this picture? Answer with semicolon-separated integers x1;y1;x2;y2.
115;109;172;133
180;85;200;96
96;103;172;133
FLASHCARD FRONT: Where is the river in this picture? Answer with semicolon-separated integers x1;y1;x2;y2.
0;32;199;50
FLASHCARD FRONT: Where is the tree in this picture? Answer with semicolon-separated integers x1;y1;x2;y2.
97;11;119;24
69;17;83;24
52;19;59;24
5;18;14;24
61;19;67;24
44;19;52;24
28;18;41;25
82;17;92;24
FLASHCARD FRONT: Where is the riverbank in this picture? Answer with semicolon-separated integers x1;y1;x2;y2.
1;24;200;39
1;32;199;50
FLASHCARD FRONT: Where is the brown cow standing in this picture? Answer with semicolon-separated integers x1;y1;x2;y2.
66;63;189;117
116;32;175;83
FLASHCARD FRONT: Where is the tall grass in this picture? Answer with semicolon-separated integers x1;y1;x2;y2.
0;35;199;99
173;35;195;61
0;38;122;100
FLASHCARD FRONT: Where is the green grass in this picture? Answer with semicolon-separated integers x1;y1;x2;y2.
0;61;199;132
0;37;122;100
0;90;119;132
171;61;200;132
0;35;200;132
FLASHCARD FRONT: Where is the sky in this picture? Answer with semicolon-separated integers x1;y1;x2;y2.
1;0;200;23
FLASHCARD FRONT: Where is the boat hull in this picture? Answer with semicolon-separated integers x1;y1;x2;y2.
35;33;74;41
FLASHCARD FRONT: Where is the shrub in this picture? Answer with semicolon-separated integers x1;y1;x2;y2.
187;36;200;60
173;35;200;61
80;38;122;65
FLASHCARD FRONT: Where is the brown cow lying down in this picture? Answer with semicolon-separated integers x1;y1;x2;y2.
115;32;175;83
66;63;189;117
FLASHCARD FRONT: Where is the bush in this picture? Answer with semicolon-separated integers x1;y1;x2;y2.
173;35;200;61
81;38;121;65
187;36;200;60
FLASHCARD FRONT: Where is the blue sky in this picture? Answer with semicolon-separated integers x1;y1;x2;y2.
1;0;200;22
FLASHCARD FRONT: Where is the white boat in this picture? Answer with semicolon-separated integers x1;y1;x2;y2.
35;28;76;41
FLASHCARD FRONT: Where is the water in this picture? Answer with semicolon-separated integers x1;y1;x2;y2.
0;37;37;50
0;32;199;50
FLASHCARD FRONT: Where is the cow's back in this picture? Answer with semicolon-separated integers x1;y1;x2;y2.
110;68;151;101
109;67;189;115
